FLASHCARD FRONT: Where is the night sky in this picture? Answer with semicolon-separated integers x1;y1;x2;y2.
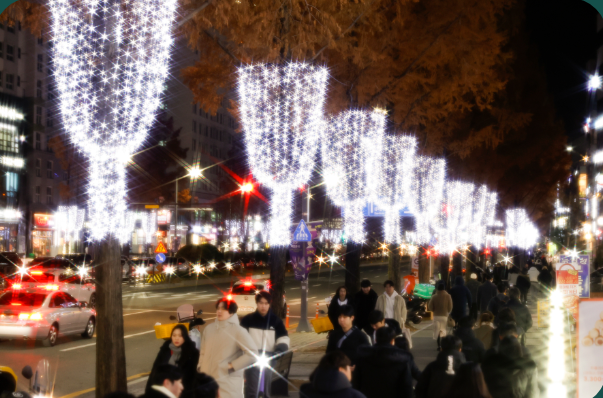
525;0;598;150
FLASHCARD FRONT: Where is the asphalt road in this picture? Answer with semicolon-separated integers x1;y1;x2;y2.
0;262;393;398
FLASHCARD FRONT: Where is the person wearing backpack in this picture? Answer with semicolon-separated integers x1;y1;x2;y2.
487;283;509;317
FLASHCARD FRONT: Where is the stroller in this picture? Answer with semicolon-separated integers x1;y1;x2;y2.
168;304;205;349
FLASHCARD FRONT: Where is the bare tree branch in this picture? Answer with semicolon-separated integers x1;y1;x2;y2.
203;28;242;66
176;0;213;29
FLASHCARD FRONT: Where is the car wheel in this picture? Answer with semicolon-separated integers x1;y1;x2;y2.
82;317;95;338
43;324;58;347
89;293;96;309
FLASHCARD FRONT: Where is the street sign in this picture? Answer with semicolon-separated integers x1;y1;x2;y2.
363;202;412;217
293;220;312;242
155;241;168;254
430;236;438;246
155;253;166;263
145;204;159;209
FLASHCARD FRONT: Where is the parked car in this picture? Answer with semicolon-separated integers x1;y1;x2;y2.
131;258;161;275
228;279;286;317
29;257;78;271
55;254;92;267
6;268;96;309
0;287;96;346
164;257;190;274
121;257;135;281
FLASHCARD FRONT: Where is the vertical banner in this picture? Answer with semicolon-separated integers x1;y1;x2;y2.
558;255;590;321
578;299;603;398
290;242;309;281
411;256;419;274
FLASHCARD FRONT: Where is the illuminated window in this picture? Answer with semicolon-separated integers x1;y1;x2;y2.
0;123;18;153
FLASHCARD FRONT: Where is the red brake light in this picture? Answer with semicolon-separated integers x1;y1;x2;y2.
244;281;252;287
31;271;43;275
44;284;59;291
10;303;21;306
19;313;30;320
227;294;233;301
12;283;21;289
30;313;42;321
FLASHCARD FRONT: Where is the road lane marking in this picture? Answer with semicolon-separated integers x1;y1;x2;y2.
123;310;155;316
60;343;96;352
59;372;151;398
124;330;156;338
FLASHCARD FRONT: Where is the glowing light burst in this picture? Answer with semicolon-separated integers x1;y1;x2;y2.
163;265;175;275
373;135;417;244
54;206;86;247
434;181;474;254
410;156;446;245
50;0;177;240
322;109;386;243
505;208;539;249
135;266;146;276
238;63;328;247
328;254;338;266
469;185;498;247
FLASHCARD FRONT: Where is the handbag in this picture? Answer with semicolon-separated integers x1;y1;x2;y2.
447;316;456;328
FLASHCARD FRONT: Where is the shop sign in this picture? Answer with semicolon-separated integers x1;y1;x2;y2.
34;214;54;228
1;156;24;168
157;210;171;225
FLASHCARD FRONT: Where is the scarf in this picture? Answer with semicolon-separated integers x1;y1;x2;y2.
338;298;348;306
168;343;182;366
384;291;398;319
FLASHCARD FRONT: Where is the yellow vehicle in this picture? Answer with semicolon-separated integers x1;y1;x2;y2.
0;366;18;395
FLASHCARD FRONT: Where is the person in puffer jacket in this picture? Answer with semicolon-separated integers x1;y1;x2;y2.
240;291;290;398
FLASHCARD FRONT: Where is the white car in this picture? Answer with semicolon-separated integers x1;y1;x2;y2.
6;268;96;309
0;288;96;346
228;279;286;317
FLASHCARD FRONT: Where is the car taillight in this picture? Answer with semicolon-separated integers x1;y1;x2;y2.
10;303;21;306
18;313;42;321
12;283;21;289
31;271;43;275
227;294;233;301
44;284;59;291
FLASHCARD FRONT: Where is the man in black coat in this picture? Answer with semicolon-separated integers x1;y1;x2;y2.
362;310;402;345
300;351;367;398
515;267;531;304
326;305;370;365
415;335;466;398
140;364;184;398
449;276;472;324
353;279;378;330
487;282;509;317
453;316;485;363
353;328;413;398
477;273;497;314
499;287;532;344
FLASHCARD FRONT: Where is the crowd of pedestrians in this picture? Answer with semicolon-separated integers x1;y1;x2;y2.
122;257;554;398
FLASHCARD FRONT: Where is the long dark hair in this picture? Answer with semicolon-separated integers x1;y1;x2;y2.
335;286;347;300
444;362;492;398
171;324;193;347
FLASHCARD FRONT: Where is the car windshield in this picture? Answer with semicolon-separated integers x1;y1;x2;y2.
8;272;56;283
0;253;20;264
0;291;47;307
232;282;264;295
31;258;73;269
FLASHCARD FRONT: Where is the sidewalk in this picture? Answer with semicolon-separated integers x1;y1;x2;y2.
122;261;388;293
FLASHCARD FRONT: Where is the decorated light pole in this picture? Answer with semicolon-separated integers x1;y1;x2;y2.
322;109;386;294
238;63;328;317
50;0;176;394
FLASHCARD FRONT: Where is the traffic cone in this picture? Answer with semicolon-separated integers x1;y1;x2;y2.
285;305;290;328
315;303;319;319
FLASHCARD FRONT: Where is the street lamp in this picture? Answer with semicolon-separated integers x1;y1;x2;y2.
567;146;573;152
174;166;204;248
589;74;602;91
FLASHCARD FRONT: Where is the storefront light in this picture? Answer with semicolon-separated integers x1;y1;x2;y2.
1;156;24;168
0;106;23;121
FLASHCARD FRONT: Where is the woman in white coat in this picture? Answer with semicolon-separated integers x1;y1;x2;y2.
197;298;259;398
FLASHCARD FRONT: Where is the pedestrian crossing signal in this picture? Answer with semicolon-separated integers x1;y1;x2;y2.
155;241;168;254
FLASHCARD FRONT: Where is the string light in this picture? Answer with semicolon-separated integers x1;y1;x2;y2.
438;181;475;254
237;63;328;247
505;208;539;249
373;135;417;244
546;289;568;398
54;206;86;247
50;0;177;240
469;185;498;247
410;156;446;245
322;109;386;243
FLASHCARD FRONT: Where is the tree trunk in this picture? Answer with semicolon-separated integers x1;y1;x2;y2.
388;244;402;291
345;242;361;296
95;235;127;398
465;246;477;282
269;246;287;318
418;246;430;283
452;250;463;281
440;254;450;289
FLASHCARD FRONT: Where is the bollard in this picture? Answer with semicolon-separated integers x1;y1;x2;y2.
315;303;319;319
285;305;290;328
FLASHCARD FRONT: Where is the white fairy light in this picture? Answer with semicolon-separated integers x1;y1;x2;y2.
505;208;539;249
50;0;177;240
373;135;417;244
469;185;498;247
55;206;86;247
546;289;568;398
322;109;386;243
237;63;328;247
410;156;446;245
438;181;475;254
